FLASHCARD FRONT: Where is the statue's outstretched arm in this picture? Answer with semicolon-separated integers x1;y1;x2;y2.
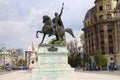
59;2;64;17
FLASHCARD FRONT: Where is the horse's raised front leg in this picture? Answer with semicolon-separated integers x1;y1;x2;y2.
36;31;39;38
36;30;43;38
40;34;46;44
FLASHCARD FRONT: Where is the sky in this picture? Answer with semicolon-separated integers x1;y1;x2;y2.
0;0;95;50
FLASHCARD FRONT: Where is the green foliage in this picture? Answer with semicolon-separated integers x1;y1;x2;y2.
18;59;26;66
80;33;84;45
49;38;62;44
68;53;81;67
11;60;15;64
83;53;90;63
0;66;5;70
94;50;107;67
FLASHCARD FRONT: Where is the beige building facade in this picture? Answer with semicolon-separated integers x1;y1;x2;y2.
82;0;120;69
0;50;11;66
0;48;25;66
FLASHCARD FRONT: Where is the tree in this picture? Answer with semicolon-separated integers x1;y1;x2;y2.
68;53;81;67
18;58;26;66
94;50;107;69
80;33;84;45
83;53;89;63
82;53;90;67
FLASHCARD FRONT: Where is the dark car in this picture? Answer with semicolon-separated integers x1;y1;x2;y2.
6;66;12;71
7;67;12;71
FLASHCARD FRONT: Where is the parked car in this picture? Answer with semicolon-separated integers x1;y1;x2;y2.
11;65;18;70
6;66;12;71
6;67;12;71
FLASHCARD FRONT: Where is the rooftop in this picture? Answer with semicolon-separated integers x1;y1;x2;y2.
84;6;96;20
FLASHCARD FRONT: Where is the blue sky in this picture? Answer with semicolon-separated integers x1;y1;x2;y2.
0;0;95;50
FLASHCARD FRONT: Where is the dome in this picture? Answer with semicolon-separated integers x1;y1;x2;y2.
84;6;96;20
94;0;103;3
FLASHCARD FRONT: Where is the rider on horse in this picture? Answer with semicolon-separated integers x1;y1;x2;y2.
48;3;64;37
36;3;75;44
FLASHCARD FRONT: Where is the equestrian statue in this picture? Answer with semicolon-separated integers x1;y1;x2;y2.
36;3;75;44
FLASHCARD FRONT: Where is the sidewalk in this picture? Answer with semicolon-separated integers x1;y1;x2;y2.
0;70;120;80
0;70;31;80
75;69;120;76
75;71;120;80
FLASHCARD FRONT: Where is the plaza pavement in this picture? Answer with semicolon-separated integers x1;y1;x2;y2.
0;69;120;80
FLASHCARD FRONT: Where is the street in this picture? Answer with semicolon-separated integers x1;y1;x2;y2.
0;69;120;80
0;70;31;80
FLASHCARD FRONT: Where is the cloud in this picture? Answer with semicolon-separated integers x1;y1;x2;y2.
0;0;95;50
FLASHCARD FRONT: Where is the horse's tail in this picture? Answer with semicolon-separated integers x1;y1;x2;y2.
65;28;76;38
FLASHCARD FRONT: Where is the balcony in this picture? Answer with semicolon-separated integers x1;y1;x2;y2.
96;18;118;24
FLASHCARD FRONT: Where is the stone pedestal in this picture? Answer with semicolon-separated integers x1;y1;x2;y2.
30;44;75;80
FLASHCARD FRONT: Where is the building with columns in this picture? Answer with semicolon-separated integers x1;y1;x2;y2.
82;0;120;69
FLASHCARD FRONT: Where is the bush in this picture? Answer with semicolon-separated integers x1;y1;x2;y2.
94;50;107;69
68;53;81;67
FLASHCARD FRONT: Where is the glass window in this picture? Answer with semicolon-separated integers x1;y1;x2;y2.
99;6;103;11
108;35;112;40
109;46;113;54
107;24;113;31
107;14;112;19
108;35;113;43
99;15;103;21
101;46;105;54
88;22;89;25
106;3;111;10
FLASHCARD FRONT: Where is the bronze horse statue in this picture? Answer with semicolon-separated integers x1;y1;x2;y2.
36;15;75;44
